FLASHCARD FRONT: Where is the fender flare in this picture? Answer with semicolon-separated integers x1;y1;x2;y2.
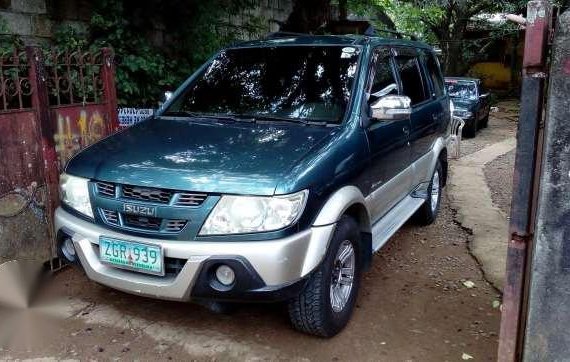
313;185;370;230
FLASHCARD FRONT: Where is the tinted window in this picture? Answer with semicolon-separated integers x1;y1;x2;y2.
395;55;428;105
369;49;397;99
165;46;361;124
424;53;444;97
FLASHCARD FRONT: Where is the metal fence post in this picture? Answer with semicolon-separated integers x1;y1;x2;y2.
101;48;119;132
497;1;552;361
26;46;59;262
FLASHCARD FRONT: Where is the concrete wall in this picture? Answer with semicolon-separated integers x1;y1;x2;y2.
523;9;570;360
228;0;294;35
0;0;51;44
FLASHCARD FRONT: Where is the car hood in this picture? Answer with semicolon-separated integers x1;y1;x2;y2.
452;98;477;110
66;117;336;196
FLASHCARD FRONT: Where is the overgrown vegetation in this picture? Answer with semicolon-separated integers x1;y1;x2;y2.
52;0;264;107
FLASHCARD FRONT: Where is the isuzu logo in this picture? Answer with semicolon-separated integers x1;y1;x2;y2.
123;203;156;217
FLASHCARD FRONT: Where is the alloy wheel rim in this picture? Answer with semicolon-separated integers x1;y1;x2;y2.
330;240;355;313
431;170;440;212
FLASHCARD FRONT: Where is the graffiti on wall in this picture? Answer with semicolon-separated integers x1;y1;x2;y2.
53;109;106;169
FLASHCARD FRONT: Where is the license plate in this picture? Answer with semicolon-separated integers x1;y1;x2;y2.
99;237;164;276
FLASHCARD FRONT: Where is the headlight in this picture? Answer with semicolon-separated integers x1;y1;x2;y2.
199;190;308;235
453;108;473;118
59;173;93;218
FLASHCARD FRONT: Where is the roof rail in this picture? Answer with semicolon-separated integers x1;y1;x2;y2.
263;24;419;42
265;31;310;39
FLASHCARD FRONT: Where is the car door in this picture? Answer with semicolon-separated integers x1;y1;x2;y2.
363;47;412;223
393;48;445;182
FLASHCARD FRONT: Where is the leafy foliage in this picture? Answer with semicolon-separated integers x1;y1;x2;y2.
53;0;264;107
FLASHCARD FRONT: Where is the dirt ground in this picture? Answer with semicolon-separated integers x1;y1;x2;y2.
1;104;521;361
2;198;501;361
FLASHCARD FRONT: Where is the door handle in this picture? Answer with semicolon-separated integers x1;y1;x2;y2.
403;127;410;135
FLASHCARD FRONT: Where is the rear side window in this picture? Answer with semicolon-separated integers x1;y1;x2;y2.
395;54;428;106
424;52;445;98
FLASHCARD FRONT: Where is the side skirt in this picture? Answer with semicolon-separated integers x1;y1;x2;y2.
371;195;425;252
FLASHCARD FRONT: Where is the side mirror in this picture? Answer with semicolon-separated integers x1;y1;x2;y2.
370;95;412;121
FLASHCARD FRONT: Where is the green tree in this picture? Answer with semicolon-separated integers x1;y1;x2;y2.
398;0;526;75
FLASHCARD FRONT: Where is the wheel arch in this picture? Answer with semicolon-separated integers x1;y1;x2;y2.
313;186;373;270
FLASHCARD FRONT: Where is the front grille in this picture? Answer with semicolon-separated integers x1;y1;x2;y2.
100;208;187;234
97;182;116;197
101;209;119;225
123;214;162;231
164;219;187;232
95;180;205;235
176;193;208;206
122;185;173;204
95;181;208;208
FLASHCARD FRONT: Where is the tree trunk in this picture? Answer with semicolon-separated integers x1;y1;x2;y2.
442;19;468;76
445;41;463;75
339;0;348;20
280;0;332;33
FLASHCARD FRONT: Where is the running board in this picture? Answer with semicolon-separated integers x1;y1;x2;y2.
371;196;425;252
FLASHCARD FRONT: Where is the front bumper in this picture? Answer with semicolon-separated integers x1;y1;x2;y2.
54;208;334;302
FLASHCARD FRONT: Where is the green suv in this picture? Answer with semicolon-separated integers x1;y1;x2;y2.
55;34;450;337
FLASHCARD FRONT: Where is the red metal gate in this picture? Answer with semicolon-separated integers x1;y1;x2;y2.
0;46;118;263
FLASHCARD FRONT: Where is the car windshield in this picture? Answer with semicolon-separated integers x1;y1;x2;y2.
445;81;477;100
163;46;361;124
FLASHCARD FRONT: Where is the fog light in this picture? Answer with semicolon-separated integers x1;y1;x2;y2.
215;265;235;286
61;238;76;262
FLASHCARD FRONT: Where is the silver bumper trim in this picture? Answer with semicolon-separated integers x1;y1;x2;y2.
54;208;334;301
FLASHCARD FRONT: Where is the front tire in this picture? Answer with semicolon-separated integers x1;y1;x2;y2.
414;160;443;225
481;115;489;128
288;216;362;337
463;119;477;138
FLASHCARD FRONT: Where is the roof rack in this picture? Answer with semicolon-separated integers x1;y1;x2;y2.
265;31;310;39
263;22;419;42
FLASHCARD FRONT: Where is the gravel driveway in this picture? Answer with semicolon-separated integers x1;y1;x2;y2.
484;150;516;216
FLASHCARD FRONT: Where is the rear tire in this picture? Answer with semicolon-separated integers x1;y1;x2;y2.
288;216;362;337
414;160;443;225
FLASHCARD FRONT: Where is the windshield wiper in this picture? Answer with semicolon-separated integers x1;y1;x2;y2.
245;114;308;125
244;114;336;126
161;111;254;123
162;111;336;126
